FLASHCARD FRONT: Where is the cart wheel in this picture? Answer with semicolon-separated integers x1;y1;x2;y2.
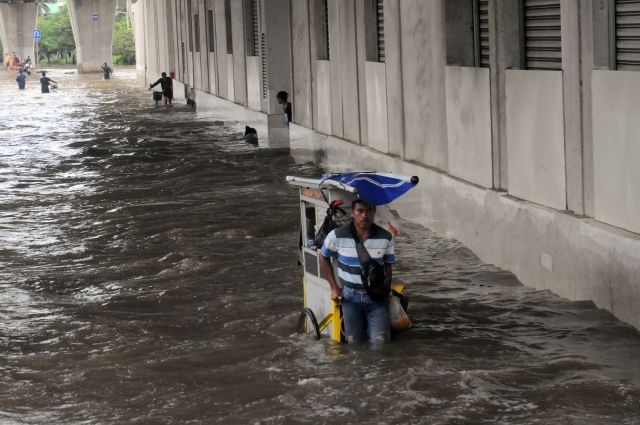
297;308;320;340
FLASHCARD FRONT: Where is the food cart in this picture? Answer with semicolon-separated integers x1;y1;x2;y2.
286;172;418;342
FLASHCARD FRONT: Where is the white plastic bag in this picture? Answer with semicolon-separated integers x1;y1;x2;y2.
389;295;411;331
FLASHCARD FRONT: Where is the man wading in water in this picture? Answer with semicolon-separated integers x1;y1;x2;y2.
319;199;395;345
149;72;173;105
40;71;57;93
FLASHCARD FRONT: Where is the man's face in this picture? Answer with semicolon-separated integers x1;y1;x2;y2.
352;202;375;230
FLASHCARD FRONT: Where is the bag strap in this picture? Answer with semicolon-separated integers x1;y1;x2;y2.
350;222;371;267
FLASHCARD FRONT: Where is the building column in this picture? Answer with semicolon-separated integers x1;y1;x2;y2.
260;0;293;148
488;0;523;190
68;0;117;73
0;2;39;63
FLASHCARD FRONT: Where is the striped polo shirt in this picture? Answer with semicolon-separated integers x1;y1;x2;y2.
320;221;395;288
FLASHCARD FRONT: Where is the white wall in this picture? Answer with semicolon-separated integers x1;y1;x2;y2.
506;70;567;210
365;61;389;153
399;0;448;169
315;60;332;134
445;66;493;188
592;70;640;235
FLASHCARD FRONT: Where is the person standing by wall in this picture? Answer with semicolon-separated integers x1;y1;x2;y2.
149;72;173;105
277;91;292;124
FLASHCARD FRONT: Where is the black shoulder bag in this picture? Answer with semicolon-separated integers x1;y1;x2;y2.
351;224;390;302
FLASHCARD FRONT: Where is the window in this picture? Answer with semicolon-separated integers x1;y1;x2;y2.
524;0;562;70
194;14;200;52
261;32;268;98
474;0;490;67
225;0;233;54
312;0;330;60
614;0;640;70
245;0;259;56
188;0;193;51
207;10;215;52
365;0;384;62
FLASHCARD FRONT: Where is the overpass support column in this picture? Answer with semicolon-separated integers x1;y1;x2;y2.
0;2;39;62
68;0;117;73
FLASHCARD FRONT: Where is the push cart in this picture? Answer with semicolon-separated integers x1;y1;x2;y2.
286;172;418;342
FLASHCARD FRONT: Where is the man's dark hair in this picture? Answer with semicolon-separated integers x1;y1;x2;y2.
352;199;375;210
161;72;167;77
277;91;288;102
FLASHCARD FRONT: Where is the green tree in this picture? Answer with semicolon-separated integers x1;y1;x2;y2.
36;5;75;64
112;18;135;65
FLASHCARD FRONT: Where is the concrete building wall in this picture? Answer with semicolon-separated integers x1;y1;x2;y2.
291;0;312;128
315;60;332;134
230;0;247;105
592;70;640;235
384;0;404;157
400;1;448;170
445;66;493;188
132;0;640;329
505;70;567;211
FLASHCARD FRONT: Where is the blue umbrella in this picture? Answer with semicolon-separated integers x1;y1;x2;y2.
321;172;419;206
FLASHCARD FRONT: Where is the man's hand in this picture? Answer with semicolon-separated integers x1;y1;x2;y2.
331;287;342;302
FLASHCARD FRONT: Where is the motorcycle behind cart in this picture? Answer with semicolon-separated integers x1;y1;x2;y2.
286;172;418;342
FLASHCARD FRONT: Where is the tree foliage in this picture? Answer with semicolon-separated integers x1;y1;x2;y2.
36;4;76;64
112;17;135;65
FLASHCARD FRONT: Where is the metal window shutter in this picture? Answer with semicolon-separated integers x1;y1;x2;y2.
524;0;562;70
479;0;489;67
261;32;268;99
325;0;330;60
616;0;640;70
251;0;259;56
377;0;385;62
474;0;490;67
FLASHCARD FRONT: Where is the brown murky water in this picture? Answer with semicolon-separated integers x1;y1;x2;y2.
1;68;640;425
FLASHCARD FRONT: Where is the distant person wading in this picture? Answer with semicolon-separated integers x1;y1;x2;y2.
40;71;57;94
101;62;113;80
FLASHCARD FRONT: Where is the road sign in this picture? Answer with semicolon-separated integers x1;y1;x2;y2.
91;12;98;21
33;29;41;40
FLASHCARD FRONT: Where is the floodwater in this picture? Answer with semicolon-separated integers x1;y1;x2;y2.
1;68;640;425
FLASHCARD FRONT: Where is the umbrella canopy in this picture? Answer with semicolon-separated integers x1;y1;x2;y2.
321;172;419;206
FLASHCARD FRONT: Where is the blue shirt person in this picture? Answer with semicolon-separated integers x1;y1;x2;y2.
16;71;26;90
319;199;395;345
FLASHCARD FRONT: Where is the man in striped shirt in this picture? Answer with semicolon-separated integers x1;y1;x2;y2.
319;199;395;344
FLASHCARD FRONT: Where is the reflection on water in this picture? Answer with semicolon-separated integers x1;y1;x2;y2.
1;67;640;424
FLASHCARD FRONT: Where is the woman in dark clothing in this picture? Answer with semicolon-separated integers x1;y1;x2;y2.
40;71;57;93
149;72;173;105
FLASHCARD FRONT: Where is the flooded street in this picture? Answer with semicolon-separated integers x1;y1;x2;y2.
1;68;640;424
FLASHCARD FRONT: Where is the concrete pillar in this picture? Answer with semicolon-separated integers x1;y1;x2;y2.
68;0;117;73
488;0;523;190
260;0;293;148
561;0;585;215
0;2;39;63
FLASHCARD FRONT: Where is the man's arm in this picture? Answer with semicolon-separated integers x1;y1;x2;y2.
385;263;392;284
319;255;342;301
